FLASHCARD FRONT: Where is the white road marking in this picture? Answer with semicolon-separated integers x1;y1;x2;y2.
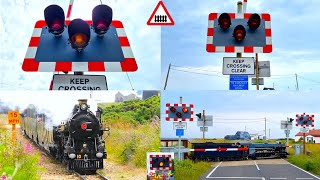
254;160;260;171
270;178;287;179
288;162;320;179
207;177;264;179
206;161;223;178
296;178;314;180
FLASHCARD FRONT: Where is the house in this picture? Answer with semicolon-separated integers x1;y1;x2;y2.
295;129;320;143
114;92;139;102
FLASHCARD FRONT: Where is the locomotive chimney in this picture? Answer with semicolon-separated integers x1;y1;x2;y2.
78;99;88;105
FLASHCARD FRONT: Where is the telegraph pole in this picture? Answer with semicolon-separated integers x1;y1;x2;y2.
295;73;299;91
164;63;171;90
264;117;267;139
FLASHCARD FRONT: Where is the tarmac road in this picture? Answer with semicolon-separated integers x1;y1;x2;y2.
200;159;320;180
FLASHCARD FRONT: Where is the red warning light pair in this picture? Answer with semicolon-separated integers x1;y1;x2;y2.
44;4;113;51
218;13;261;41
169;107;188;118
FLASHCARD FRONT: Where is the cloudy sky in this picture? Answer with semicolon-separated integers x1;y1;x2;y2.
0;0;160;90
161;0;320;91
161;91;320;139
0;90;139;125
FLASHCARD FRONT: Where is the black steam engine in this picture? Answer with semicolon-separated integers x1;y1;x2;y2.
21;99;108;174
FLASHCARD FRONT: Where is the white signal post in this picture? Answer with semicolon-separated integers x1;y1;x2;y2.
178;96;182;160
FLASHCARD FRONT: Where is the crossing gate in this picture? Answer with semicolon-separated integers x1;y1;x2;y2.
189;147;249;152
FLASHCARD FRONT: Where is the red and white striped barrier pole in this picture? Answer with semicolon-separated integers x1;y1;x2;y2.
49;0;74;90
189;147;248;152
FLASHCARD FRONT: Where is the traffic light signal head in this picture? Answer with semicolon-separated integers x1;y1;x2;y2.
289;118;294;122
196;113;202;119
68;19;91;52
247;13;261;30
218;13;231;29
44;5;65;36
233;25;246;41
92;5;113;36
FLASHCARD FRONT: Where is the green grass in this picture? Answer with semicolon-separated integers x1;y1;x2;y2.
104;119;160;168
287;143;320;175
173;159;212;180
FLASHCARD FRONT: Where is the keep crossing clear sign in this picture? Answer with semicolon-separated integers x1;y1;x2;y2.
52;74;107;90
223;57;254;75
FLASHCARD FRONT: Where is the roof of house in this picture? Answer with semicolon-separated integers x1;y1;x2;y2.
295;129;320;137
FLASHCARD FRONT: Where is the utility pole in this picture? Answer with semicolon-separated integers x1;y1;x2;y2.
164;63;171;90
265;117;267;140
203;110;206;139
269;128;270;140
295;73;299;91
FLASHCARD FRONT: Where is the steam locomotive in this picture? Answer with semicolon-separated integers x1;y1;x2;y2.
189;142;288;161
20;99;108;174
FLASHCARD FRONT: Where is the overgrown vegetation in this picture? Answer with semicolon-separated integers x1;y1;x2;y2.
99;96;160;168
173;159;212;180
287;143;320;175
0;129;43;179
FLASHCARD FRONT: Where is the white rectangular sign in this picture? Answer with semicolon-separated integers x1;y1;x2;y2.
249;61;271;77
173;122;187;130
281;121;293;130
52;74;107;90
223;57;255;75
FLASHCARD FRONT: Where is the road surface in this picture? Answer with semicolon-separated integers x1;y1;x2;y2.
200;159;320;180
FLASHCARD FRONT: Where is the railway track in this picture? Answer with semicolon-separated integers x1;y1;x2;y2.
74;171;109;180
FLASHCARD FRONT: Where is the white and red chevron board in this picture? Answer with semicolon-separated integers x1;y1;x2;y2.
22;20;137;72
206;13;272;53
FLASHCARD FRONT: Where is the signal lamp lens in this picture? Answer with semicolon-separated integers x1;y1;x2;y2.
176;112;182;118
248;13;261;30
170;107;176;112
218;13;231;29
182;107;188;113
300;117;303;120
308;117;312;121
233;25;246;41
71;33;88;47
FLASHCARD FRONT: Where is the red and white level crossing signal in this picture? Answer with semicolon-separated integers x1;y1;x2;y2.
149;154;173;170
206;12;272;53
22;4;137;72
165;103;194;121
296;113;315;127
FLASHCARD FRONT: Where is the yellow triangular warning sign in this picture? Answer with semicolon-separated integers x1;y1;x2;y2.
147;1;174;26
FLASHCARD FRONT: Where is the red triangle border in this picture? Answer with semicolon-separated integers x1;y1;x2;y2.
147;1;174;26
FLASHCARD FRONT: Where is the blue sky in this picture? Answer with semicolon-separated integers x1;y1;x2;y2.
0;0;160;90
161;91;320;139
0;90;138;125
161;0;320;90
